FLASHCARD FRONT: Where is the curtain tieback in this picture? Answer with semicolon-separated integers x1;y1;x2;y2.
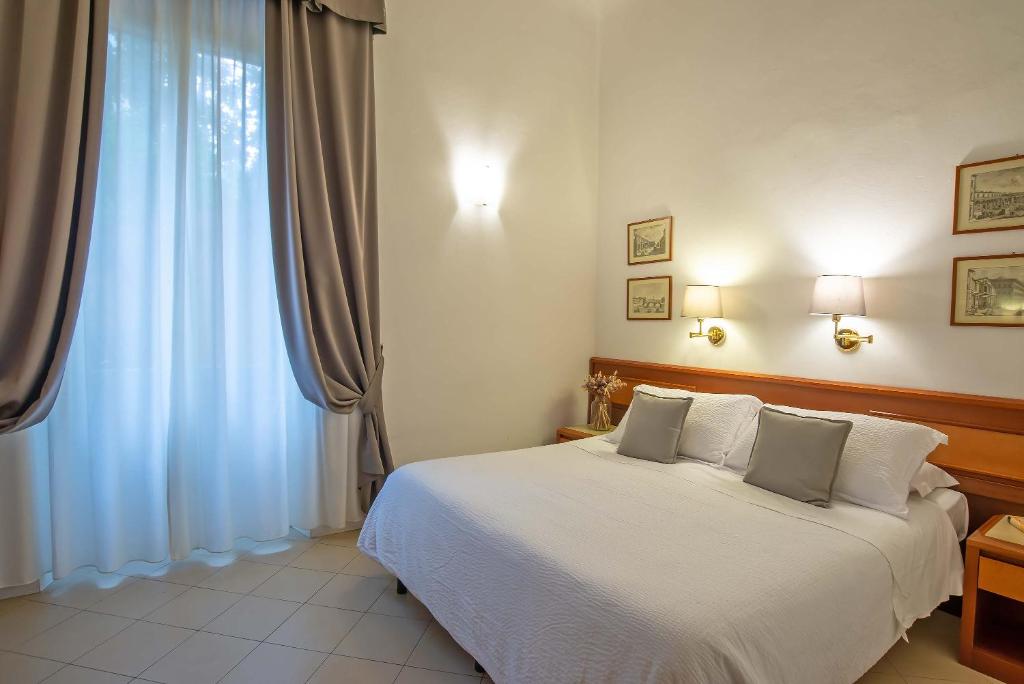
357;356;384;414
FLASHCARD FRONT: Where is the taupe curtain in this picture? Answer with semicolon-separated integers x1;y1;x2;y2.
0;0;109;434
300;0;386;33
266;0;391;508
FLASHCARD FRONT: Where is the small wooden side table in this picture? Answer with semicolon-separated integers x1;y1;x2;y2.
960;514;1024;683
556;424;615;443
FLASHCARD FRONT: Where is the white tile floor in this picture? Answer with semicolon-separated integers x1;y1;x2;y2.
0;529;1002;684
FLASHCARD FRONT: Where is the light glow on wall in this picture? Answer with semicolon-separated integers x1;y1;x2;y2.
690;255;754;287
791;213;919;279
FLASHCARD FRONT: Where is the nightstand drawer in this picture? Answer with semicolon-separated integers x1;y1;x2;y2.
978;556;1024;603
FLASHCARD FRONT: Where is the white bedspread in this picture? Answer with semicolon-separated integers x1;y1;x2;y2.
359;438;963;684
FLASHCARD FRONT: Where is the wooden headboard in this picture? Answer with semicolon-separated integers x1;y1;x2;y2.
591;357;1024;534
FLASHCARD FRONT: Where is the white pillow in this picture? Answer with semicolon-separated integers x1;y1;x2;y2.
753;405;948;518
725;419;959;500
910;462;958;497
606;385;762;465
722;414;759;472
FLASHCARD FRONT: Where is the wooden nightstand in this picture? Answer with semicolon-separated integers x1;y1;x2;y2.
556;424;615;443
960;514;1024;683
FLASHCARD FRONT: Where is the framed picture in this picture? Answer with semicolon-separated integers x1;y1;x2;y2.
953;154;1024;235
951;254;1024;327
627;276;672;320
627;216;673;265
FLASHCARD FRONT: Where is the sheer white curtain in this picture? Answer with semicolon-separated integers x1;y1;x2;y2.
0;0;363;588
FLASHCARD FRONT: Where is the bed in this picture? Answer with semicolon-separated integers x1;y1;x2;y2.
358;356;1024;683
359;436;964;683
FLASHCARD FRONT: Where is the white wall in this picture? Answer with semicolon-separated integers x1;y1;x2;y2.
376;0;1024;467
596;0;1024;399
376;0;599;464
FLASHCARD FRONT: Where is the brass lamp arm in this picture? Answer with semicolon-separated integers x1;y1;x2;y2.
689;317;726;346
831;313;873;351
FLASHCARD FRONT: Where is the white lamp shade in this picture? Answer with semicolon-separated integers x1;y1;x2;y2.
810;275;866;316
681;285;723;318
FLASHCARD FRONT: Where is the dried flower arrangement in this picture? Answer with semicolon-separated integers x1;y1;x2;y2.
582;371;624;431
582;370;625;398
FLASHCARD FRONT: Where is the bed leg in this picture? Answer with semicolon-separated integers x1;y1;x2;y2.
396;579;408;595
474;660;486;674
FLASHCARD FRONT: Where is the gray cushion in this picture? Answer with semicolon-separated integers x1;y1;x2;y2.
616;391;694;463
743;407;852;507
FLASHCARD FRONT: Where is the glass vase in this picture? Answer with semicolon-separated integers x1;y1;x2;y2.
590;394;612;432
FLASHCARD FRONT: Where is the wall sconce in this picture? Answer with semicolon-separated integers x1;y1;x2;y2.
810;275;874;352
475;164;499;207
681;285;725;346
453;156;503;210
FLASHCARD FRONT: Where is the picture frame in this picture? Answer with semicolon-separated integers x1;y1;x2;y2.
953;154;1024;235
627;276;672;320
950;253;1024;327
627;216;673;265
